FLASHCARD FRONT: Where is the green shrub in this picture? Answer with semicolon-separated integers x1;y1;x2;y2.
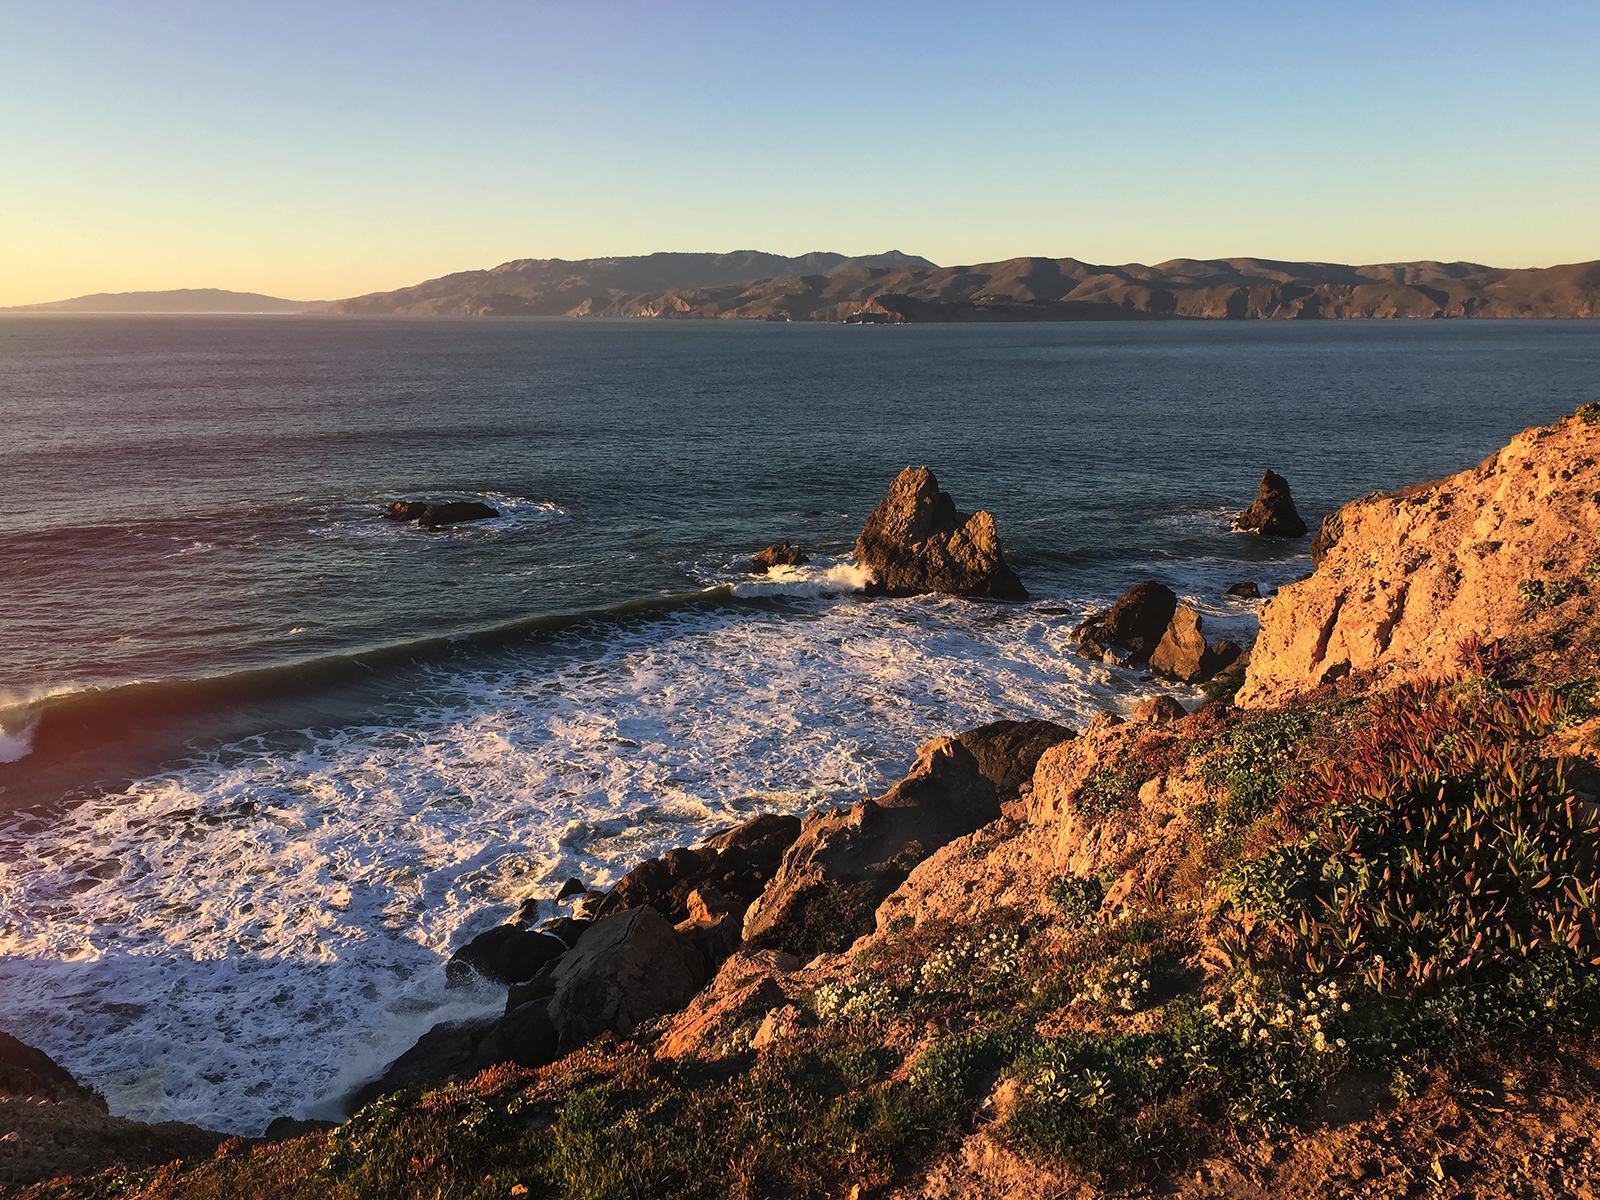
1047;873;1106;927
1199;709;1316;832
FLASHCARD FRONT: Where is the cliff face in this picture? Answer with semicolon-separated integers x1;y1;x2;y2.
1238;409;1600;708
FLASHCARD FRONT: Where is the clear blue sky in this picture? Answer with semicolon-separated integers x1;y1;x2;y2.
3;0;1597;303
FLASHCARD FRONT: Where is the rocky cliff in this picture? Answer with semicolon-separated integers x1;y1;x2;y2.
1238;407;1600;707
12;412;1600;1200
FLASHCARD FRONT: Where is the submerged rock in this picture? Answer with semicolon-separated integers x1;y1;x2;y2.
750;541;809;573
742;737;999;958
853;467;1026;600
384;499;500;528
1232;470;1308;537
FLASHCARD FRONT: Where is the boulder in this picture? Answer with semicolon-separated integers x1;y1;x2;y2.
445;924;567;986
590;812;802;925
742;737;999;959
1132;695;1189;724
1076;582;1240;684
537;915;592;948
476;1001;558;1069
853;467;1027;600
1309;509;1344;565
1149;605;1210;682
751;541;809;573
1232;470;1308;537
545;907;707;1047
1226;581;1262;599
1073;582;1178;662
555;877;587;901
384;499;500;528
955;719;1076;800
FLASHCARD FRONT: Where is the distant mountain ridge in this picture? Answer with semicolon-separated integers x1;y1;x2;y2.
16;254;1600;321
326;252;1600;321
327;250;937;317
3;288;318;314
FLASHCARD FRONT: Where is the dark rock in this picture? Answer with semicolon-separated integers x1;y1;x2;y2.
750;541;809;573
546;907;707;1047
349;1018;496;1111
537;915;592;948
591;812;802;926
1226;581;1262;599
263;1116;335;1140
955;719;1075;799
1210;640;1244;674
0;1030;93;1103
1077;582;1239;684
505;956;564;1013
555;877;587;901
1133;695;1189;723
742;737;999;959
384;499;500;528
1233;470;1308;537
477;1001;558;1069
853;467;1026;600
445;924;566;987
1310;508;1345;565
1074;582;1178;663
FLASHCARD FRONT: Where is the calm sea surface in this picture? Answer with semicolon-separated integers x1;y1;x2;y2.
0;315;1595;1131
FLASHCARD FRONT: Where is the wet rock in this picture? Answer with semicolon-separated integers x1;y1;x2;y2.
445;924;567;987
537;915;592;948
1232;470;1308;537
1073;582;1178;663
853;467;1026;600
555;877;587;901
384;499;500;528
956;719;1076;800
1226;581;1262;599
0;1031;85;1101
546;907;707;1047
750;541;809;573
742;737;999;959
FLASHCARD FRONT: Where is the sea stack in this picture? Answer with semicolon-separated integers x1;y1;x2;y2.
1073;580;1241;683
853;467;1027;600
1232;470;1308;537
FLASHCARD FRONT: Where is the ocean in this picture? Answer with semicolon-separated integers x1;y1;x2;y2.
1;315;1596;1133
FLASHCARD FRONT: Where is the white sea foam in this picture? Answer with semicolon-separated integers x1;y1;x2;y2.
0;588;1209;1134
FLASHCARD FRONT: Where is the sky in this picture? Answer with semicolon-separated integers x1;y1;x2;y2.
3;1;1598;306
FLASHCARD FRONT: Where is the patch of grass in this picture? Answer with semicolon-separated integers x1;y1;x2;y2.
1577;401;1600;425
1198;709;1317;833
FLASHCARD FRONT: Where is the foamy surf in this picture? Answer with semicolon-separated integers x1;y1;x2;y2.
0;588;1186;1135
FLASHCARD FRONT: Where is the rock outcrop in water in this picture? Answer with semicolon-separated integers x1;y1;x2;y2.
383;499;500;528
853;467;1026;600
750;541;809;573
1073;581;1241;682
1232;469;1308;537
1238;408;1600;707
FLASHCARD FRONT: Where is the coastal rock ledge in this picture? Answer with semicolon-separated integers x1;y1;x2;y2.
854;466;1027;600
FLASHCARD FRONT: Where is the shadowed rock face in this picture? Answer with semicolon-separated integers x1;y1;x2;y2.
853;467;1026;600
741;737;1000;958
1233;470;1308;537
955;719;1076;800
545;907;706;1047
